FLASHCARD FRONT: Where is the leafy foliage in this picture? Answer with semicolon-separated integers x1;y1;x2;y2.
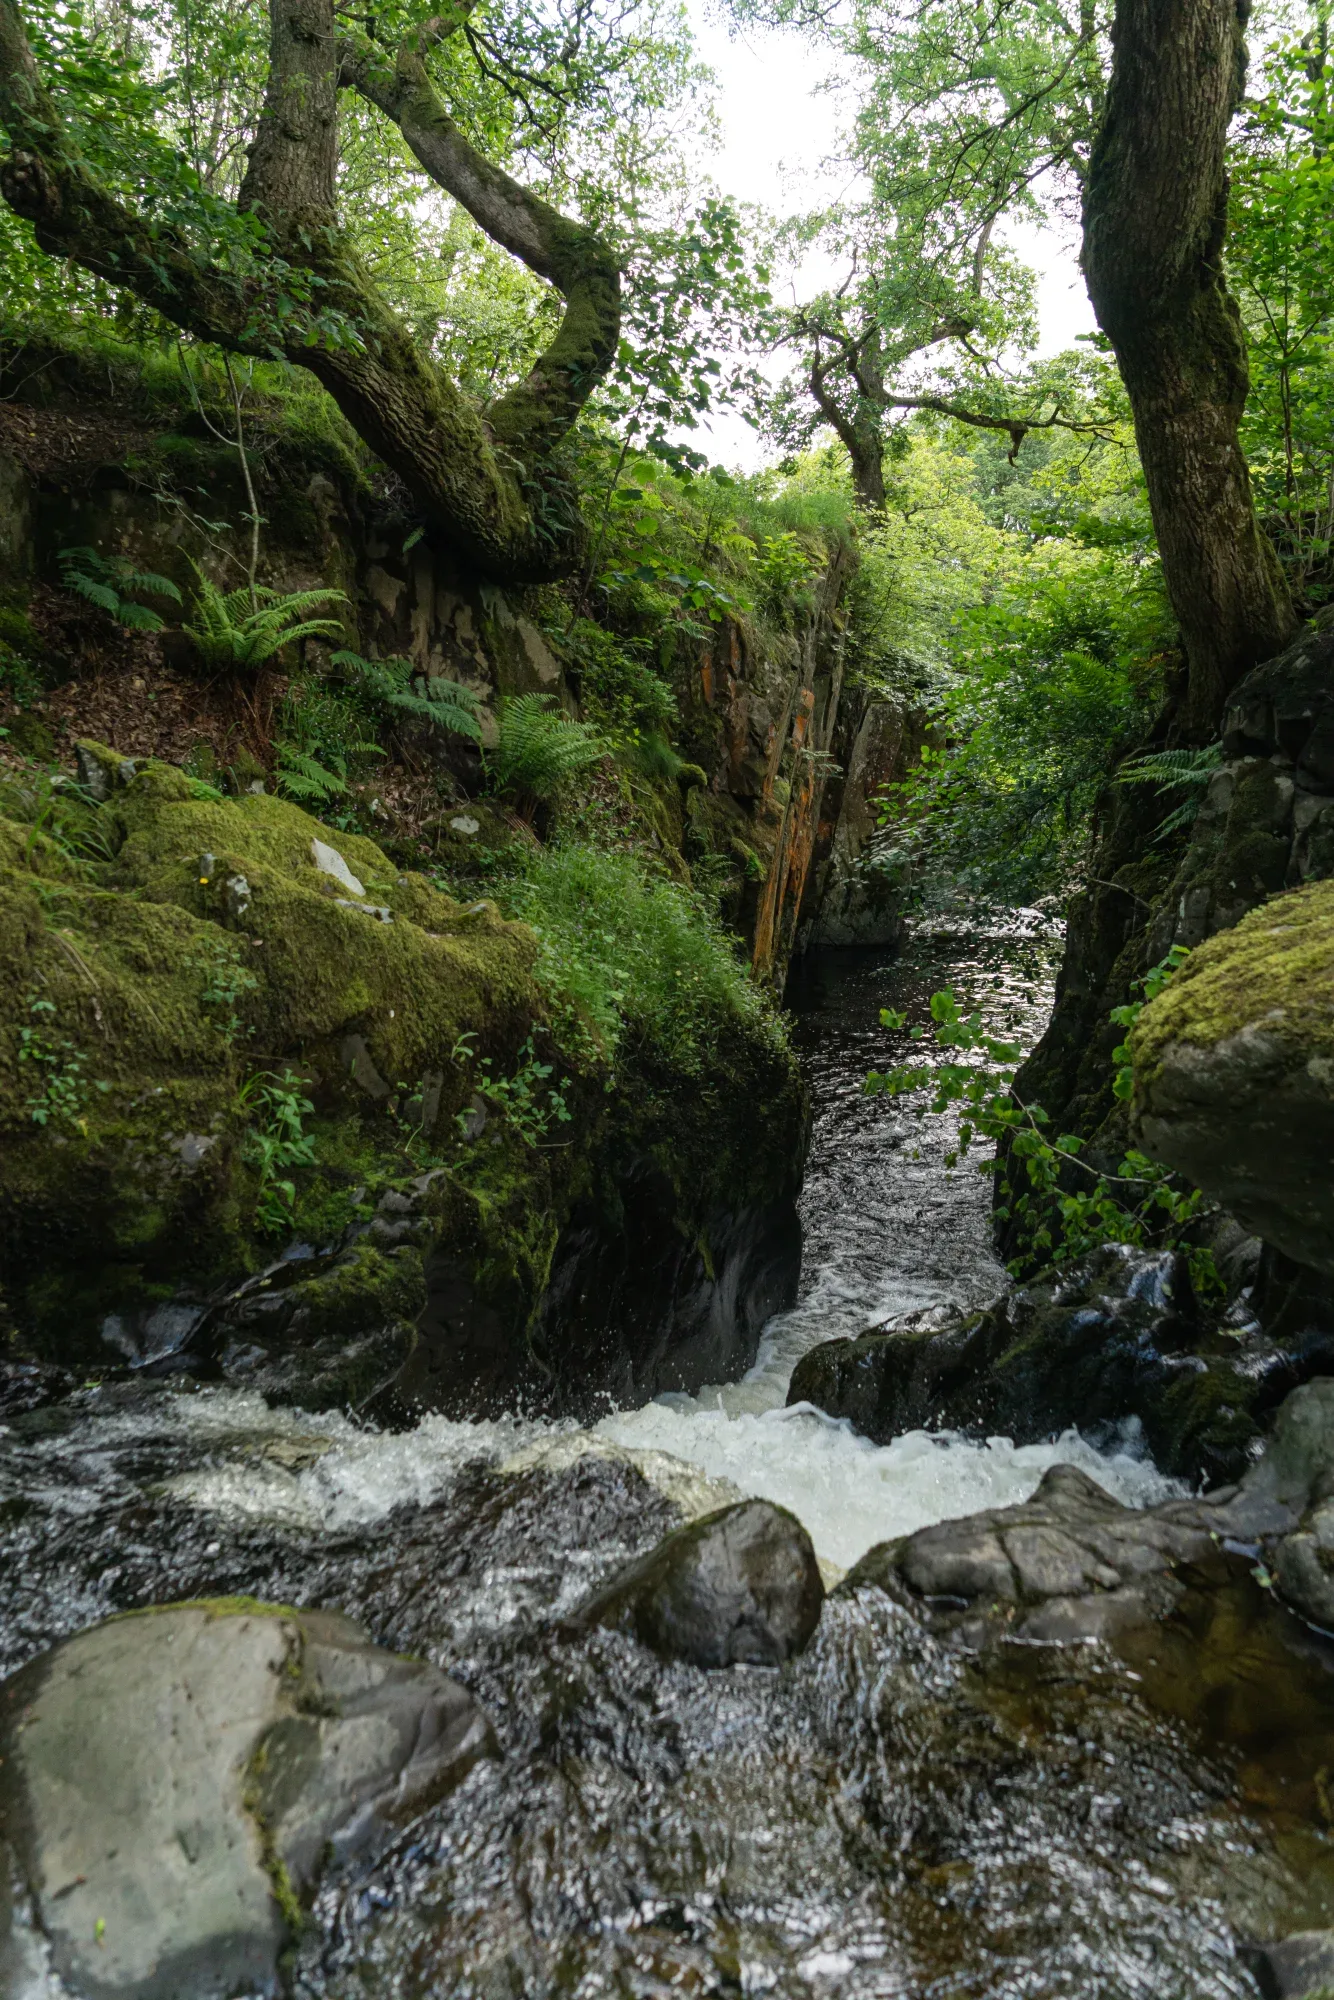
273;683;382;805
881;528;1175;906
238;1068;316;1234
493;841;784;1074
451;1030;572;1146
866;955;1219;1292
488;693;606;802
17;995;109;1133
1229;19;1334;608
58;546;182;632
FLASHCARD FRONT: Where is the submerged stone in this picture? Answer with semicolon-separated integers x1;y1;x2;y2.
0;1600;494;1999
570;1498;824;1667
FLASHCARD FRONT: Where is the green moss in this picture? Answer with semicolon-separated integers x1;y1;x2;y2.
282;1238;426;1345
1132;877;1334;1080
0;751;553;1348
111;1594;304;1623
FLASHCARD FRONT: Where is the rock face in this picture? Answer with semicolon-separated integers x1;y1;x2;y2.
0;1600;494;1999
787;1242;1334;1484
1131;878;1334;1273
0;747;807;1413
1007;617;1334;1263
799;692;928;950
570;1499;825;1668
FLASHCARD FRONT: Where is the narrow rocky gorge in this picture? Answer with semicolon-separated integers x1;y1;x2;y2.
4;318;1334;2000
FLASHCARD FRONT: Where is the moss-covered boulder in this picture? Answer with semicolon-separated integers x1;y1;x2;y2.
0;744;807;1411
1131;879;1334;1273
0;743;538;1337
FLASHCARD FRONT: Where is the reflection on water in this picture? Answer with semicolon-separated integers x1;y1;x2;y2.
2;921;1320;1996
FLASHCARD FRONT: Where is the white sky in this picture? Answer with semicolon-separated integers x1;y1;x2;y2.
683;3;1098;469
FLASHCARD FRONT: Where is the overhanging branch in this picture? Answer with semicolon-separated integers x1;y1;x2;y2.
337;21;620;454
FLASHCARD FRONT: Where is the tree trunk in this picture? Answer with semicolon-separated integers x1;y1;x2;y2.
1082;0;1298;736
0;0;619;584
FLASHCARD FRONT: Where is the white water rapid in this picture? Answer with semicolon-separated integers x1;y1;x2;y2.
153;922;1184;1572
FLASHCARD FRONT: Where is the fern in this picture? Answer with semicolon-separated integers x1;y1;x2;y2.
331;650;482;741
183;565;346;672
489;693;606;801
274;744;351;802
1115;743;1223;840
59;547;182;633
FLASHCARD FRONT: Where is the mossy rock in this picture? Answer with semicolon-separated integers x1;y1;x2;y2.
1;743;809;1412
1132;879;1334;1272
0;744;543;1350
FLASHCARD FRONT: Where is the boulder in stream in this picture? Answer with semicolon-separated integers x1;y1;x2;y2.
842;1377;1334;1653
0;1599;495;1999
570;1498;825;1667
788;1240;1334;1484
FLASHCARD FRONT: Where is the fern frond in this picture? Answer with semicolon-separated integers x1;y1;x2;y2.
331;650;483;741
116;603;168;633
490;693;606;800
1115;745;1222;789
275;745;348;800
183;563;347;673
65;574;122;615
123;567;182;604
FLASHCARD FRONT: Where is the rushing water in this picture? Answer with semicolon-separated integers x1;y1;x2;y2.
4;922;1321;1997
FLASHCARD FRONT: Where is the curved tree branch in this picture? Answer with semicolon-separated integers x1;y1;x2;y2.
337;22;620;454
0;0;619;581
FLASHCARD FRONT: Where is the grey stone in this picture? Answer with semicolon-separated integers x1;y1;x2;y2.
1244;1929;1334;1998
843;1462;1220;1648
571;1499;825;1668
222;872;252;924
341;1032;392;1099
310;836;365;897
787;1241;1311;1486
0;1601;495;1999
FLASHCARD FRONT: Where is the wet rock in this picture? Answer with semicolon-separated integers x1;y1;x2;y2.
1243;1929;1334;1999
570;1499;824;1667
0;1600;495;1999
788;1241;1330;1484
842;1379;1334;1654
1247;1380;1334;1628
843;1462;1223;1648
1131;877;1334;1274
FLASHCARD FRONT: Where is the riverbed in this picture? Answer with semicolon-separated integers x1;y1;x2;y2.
1;923;1305;1997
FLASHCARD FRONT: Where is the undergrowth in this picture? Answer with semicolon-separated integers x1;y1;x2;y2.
474;842;785;1077
867;949;1220;1293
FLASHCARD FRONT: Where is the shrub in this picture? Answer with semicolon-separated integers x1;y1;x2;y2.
496;841;785;1073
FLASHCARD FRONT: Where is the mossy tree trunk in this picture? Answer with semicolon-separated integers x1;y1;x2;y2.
0;0;619;582
1082;0;1299;736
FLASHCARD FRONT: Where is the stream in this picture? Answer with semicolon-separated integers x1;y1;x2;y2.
0;924;1313;1996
